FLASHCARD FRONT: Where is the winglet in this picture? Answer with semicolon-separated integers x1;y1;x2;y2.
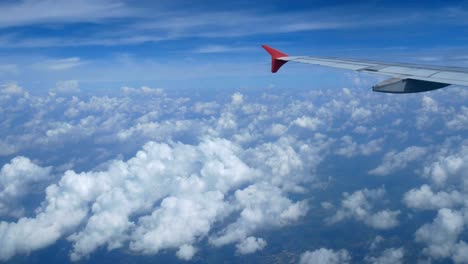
262;45;288;73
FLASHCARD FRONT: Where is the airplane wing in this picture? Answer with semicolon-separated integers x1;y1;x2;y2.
262;45;468;93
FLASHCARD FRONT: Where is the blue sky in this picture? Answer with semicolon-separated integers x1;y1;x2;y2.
1;0;468;91
0;1;468;264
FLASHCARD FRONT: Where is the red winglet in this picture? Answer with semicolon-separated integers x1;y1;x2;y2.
262;45;288;73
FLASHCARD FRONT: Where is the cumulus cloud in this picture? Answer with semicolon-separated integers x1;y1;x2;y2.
299;248;351;264
422;96;438;112
236;236;267;254
176;244;197;260
293;116;321;130
0;77;465;262
365;247;404;264
422;143;467;187
268;123;288;137
351;107;371;121
415;208;465;260
231;92;244;105
446;106;468;131
0;136;313;261
416;96;439;129
0;83;28;98
0;156;51;217
405;140;468;263
404;184;464;210
452;241;468;264
193;101;220;115
327;188;399;229
209;183;309;247
335;136;383;157
369;146;427;176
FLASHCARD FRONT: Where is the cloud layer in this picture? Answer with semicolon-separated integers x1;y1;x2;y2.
0;82;466;262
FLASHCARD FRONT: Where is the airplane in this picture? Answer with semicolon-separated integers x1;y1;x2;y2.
262;45;468;93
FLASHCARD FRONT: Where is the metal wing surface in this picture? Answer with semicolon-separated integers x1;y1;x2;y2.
263;45;468;93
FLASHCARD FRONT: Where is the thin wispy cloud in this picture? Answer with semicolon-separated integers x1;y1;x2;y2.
1;3;467;48
192;45;254;54
0;0;135;28
39;57;83;71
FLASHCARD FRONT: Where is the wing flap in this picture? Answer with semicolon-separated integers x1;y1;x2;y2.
431;71;468;81
377;66;439;77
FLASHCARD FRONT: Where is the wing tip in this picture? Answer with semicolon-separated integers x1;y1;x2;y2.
262;44;288;59
262;44;288;73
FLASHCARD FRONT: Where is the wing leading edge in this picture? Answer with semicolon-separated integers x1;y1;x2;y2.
262;44;468;93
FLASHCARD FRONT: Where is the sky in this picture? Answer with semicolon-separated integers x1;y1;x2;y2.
0;1;467;264
1;0;468;90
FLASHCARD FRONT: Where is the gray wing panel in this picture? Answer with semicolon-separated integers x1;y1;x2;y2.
282;56;468;87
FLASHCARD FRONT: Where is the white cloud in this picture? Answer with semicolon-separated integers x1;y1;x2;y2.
405;140;468;263
293;116;321;130
127;191;226;259
231;92;244;105
121;86;164;96
0;141;17;156
0;136;315;261
404;184;464;210
268;123;288;137
209;183;308;247
422;143;467;187
360;139;384;155
335;136;358;157
365;247;404;264
193;45;252;54
415;208;464;259
351;107;371;121
235;236;267;254
369;235;384;250
321;201;334;210
452;241;468;264
335;136;383;157
365;210;400;230
52;80;80;94
217;112;237;130
0;3;462;49
0;76;466;263
446;106;468;131
45;122;74;138
327;188;399;230
0;168;94;261
193;101;220;115
176;244;197;261
0;83;27;97
0;156;51;217
43;57;82;71
0;0;134;28
299;248;351;264
422;96;438;112
369;146;427;176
